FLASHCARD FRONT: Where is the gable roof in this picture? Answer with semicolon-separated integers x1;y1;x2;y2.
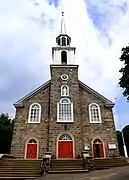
14;79;114;108
79;80;114;107
14;80;51;107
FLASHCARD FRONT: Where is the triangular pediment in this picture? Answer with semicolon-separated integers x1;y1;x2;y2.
14;80;51;107
79;80;114;107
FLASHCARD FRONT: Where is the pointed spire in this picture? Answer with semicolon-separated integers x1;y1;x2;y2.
60;12;66;34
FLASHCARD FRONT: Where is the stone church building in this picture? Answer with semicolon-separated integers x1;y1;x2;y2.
11;14;119;159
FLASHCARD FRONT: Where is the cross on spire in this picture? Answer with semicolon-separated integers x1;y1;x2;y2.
60;12;66;34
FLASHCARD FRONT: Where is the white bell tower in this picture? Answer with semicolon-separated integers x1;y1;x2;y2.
52;12;76;65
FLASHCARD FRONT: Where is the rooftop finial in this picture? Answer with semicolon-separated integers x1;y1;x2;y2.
61;12;66;34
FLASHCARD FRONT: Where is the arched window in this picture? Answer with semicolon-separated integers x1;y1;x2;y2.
61;85;69;96
67;38;70;46
59;134;72;140
57;98;73;122
89;103;101;123
28;103;41;123
28;139;37;144
58;38;60;46
61;51;67;64
62;37;66;46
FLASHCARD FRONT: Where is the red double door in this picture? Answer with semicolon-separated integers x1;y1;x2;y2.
93;143;104;158
26;144;37;159
58;141;73;158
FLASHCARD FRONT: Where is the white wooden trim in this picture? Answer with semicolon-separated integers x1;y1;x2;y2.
89;103;102;123
24;137;39;159
61;85;69;97
28;103;41;123
56;132;75;159
57;99;74;123
79;80;114;106
14;80;51;106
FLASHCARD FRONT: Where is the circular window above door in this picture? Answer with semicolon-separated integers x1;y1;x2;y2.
59;134;72;140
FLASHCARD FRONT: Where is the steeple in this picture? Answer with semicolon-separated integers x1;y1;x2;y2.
52;12;76;65
60;12;66;34
56;12;71;47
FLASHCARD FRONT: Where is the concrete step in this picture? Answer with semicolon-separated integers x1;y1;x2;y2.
0;159;42;178
0;174;40;177
0;177;36;179
48;169;89;174
50;167;85;170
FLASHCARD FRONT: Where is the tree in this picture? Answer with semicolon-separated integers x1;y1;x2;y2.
116;130;124;156
0;113;14;154
123;125;129;156
119;45;129;101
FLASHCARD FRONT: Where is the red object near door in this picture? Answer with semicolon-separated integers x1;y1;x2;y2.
26;144;37;159
99;143;104;157
93;139;104;158
93;143;97;158
58;141;73;158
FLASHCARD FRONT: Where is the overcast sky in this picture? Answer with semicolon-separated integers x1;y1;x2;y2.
0;0;129;130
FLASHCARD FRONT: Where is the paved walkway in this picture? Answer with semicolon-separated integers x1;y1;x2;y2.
35;166;129;180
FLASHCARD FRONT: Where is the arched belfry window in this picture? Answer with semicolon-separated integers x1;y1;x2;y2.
28;103;41;123
61;85;69;96
62;37;66;46
89;103;101;123
61;51;67;64
57;98;73;122
58;38;60;46
67;38;70;46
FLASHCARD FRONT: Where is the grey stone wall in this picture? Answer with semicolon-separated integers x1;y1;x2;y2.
79;86;119;157
11;64;119;159
11;85;50;159
49;65;82;158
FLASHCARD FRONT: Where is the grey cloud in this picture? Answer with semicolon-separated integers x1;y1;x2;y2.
86;0;128;36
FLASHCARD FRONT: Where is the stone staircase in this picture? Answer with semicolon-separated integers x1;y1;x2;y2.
0;159;42;179
0;158;128;178
49;159;88;173
49;158;129;173
94;158;128;170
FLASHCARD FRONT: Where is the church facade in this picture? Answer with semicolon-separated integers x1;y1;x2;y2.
11;14;119;159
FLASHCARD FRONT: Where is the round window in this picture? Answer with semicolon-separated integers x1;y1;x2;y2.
61;74;68;80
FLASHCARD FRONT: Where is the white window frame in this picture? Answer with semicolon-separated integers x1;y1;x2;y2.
61;85;69;97
28;103;41;123
89;103;101;123
57;98;74;123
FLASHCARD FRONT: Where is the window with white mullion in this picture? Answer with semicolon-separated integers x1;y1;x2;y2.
57;98;73;122
28;103;41;123
89;103;101;123
61;85;69;97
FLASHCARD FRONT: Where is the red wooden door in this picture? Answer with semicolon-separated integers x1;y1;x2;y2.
93;143;104;158
93;143;97;158
99;143;104;157
26;144;37;159
58;141;73;158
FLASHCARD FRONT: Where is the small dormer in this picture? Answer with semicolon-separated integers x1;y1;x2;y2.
52;12;76;65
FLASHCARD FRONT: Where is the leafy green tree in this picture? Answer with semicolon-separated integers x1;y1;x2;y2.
119;45;129;101
123;125;129;156
116;130;124;156
0;113;14;154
